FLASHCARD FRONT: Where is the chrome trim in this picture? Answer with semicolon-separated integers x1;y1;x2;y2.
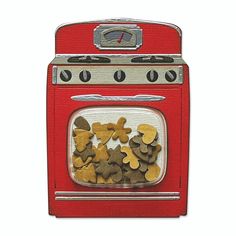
56;65;183;84
55;196;180;201
55;191;180;196
55;53;182;57
55;18;182;37
71;94;166;102
52;66;57;84
179;65;183;81
51;54;185;65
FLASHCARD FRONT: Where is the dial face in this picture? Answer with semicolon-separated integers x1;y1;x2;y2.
104;31;133;43
101;28;136;47
94;25;142;50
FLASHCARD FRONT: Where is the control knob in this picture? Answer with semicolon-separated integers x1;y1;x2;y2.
114;70;126;82
60;70;72;82
79;70;91;82
146;70;158;82
165;70;177;82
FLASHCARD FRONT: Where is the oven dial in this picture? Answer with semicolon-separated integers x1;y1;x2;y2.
114;70;126;82
60;70;72;82
79;70;91;82
165;70;177;82
146;70;158;82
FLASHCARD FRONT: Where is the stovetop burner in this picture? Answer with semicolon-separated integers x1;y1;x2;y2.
52;54;183;65
67;56;111;63
131;56;174;63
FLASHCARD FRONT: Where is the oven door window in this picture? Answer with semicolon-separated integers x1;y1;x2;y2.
68;106;167;188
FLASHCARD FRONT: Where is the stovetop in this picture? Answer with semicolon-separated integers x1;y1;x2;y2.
51;55;185;65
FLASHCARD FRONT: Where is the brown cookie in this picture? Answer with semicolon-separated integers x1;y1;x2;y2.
124;168;146;184
132;146;157;164
137;124;157;144
72;155;92;168
121;146;140;170
95;160;118;179
73;128;94;152
74;163;96;183
92;143;109;163
145;163;161;182
150;134;159;147
129;135;148;153
92;122;114;144
111;165;123;183
74;116;90;131
139;161;148;172
108;145;125;166
107;117;132;143
73;142;95;162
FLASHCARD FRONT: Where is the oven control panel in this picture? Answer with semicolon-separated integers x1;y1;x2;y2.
53;66;183;85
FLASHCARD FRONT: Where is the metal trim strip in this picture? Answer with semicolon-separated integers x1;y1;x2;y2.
70;94;166;102
55;191;180;196
52;66;57;84
55;196;180;201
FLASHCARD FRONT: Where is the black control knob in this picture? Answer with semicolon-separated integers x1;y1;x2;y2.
114;70;126;82
79;70;91;82
60;70;72;82
146;70;158;82
165;70;177;82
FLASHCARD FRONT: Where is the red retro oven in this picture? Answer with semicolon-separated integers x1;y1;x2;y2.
47;18;190;217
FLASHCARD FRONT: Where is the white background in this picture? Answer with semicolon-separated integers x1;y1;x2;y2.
0;0;236;235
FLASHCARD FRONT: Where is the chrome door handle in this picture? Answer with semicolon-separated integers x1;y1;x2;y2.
71;94;165;101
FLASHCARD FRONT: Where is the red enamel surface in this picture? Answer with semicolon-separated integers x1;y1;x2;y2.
56;22;181;54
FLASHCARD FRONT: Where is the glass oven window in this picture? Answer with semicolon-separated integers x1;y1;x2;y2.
68;107;167;188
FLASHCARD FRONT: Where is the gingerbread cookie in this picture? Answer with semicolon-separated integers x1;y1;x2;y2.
108;145;126;166
145;163;161;182
74;116;90;131
73;129;94;152
92;122;114;144
74;163;96;183
107;117;131;143
121;146;140;170
92;143;109;162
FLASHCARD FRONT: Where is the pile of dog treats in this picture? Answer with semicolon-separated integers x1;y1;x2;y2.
71;116;162;185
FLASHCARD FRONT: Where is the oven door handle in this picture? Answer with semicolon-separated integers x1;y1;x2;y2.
71;94;165;102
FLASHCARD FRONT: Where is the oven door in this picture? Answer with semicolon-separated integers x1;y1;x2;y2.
53;86;181;197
